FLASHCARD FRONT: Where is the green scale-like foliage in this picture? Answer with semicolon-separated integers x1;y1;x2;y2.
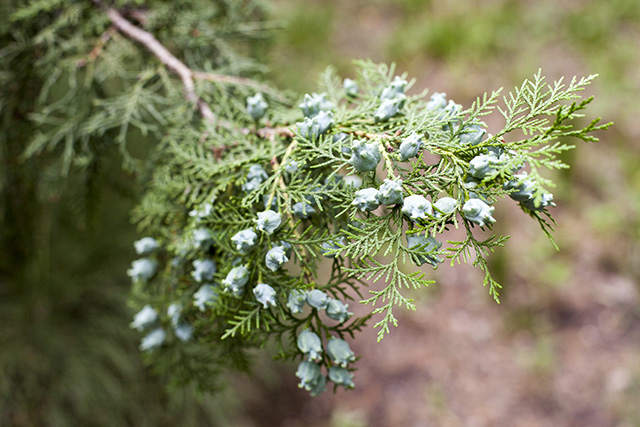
2;0;610;403
131;60;609;393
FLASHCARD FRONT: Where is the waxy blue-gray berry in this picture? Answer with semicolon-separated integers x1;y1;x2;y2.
297;329;323;361
174;322;193;342
406;233;443;268
401;195;433;222
127;258;158;282
253;283;277;308
343;78;358;97
307;289;329;310
378;179;404;205
459;124;486;146
192;259;216;282
246;93;268;120
140;327;166;351
231;228;258;253
192;227;213;249
243;164;269;193
327;338;356;368
352;188;380;212
326;299;352;323
328;367;355;389
299;92;334;117
193;284;218;311
265;245;289;272
442;99;462;119
222;265;250;297
349;140;381;172
255;210;281;234
287;289;308;314
380;76;407;100
321;237;345;258
374;95;405;122
522;193;555;211
284;160;299;174
247;164;268;182
130;305;158;331
462;199;496;227
504;173;555;211
469;153;501;180
292;201;316;219
297;111;334;140
134;237;159;255
433;197;457;217
398;131;424;161
167;303;182;326
426;92;447;111
296;361;326;396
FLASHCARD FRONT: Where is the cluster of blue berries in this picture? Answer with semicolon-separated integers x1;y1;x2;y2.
297;93;334;140
375;76;407;122
295;330;356;395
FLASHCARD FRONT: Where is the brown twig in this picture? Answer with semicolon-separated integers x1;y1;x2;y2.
105;7;217;122
77;26;116;67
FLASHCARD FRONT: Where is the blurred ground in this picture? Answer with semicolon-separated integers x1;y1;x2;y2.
235;0;640;425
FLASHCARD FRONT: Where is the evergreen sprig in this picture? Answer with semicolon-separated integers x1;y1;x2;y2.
6;0;610;398
128;58;609;393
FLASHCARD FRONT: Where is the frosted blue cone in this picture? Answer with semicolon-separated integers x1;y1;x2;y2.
374;95;405;122
292;201;316;219
265;245;289;272
287;289;308;314
246;93;268;120
127;258;158;283
130;305;158;331
377;179;403;205
401;194;433;222
255;210;281;234
379;76;407;100
462;199;496;227
222;265;250;297
406;233;443;268
174;322;193;342
231;228;258;253
349;140;381;172
192;259;216;282
468;153;500;180
343;78;358;97
307;289;330;310
328;367;355;389
352;187;380;212
426;92;447;111
326;299;352;323
193;284;218;311
140;328;166;351
299;92;334;117
192;227;213;249
459;124;486;146
253;283;277;308
134;237;159;255
297;330;323;361
327;338;356;367
433;197;457;217
296;361;326;395
167;303;182;326
398;131;424;161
